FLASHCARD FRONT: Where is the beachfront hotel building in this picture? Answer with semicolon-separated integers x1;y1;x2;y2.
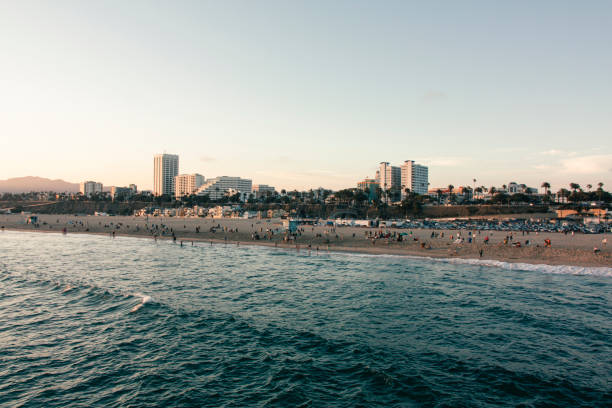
80;181;103;196
153;154;179;196
174;173;205;198
195;176;252;201
401;160;429;197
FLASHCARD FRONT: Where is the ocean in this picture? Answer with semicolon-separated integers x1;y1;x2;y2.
0;231;610;407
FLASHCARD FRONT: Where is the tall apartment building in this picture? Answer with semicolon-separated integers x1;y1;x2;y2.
174;173;205;198
401;160;429;197
153;154;179;196
195;176;252;201
80;181;103;196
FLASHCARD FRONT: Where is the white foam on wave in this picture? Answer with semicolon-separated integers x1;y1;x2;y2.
130;292;152;313
440;257;612;277
329;250;612;277
62;284;74;293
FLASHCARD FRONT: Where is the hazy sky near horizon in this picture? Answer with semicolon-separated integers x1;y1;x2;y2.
1;0;611;192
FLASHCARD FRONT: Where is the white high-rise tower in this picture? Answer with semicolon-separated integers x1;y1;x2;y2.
153;154;179;196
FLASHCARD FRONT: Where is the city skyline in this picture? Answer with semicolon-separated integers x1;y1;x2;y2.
1;1;610;191
0;154;607;195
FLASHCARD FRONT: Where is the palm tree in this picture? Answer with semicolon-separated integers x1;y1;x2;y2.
586;184;592;191
489;186;497;195
569;183;580;193
597;182;604;201
436;189;442;204
557;188;570;203
541;182;551;195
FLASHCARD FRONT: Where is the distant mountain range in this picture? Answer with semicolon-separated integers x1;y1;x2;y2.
0;177;80;193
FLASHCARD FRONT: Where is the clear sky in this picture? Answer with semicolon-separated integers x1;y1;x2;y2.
1;1;610;192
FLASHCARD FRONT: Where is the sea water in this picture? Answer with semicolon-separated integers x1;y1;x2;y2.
0;231;610;407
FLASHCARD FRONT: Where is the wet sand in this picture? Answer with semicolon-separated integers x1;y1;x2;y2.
1;214;610;268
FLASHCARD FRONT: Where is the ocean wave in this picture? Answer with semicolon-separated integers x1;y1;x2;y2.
62;284;75;293
440;257;612;277
330;251;612;277
130;293;153;313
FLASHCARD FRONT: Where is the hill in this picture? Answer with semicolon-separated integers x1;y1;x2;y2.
0;176;79;193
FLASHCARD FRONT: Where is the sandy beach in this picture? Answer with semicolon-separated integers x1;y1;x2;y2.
1;214;610;268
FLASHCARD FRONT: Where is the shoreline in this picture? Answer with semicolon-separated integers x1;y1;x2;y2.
3;224;610;270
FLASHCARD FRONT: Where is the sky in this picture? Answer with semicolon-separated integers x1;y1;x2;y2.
1;0;611;192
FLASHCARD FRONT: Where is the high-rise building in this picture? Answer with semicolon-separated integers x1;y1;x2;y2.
80;181;103;196
153;154;179;196
195;176;252;201
400;160;429;197
175;173;205;198
376;162;401;201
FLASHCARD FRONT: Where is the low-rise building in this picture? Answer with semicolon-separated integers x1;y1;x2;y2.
357;178;378;191
80;181;103;196
253;184;276;199
110;186;135;200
